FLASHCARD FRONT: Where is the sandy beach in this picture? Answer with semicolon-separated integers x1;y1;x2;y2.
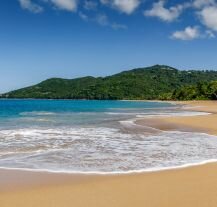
137;100;217;135
160;100;217;135
1;100;217;207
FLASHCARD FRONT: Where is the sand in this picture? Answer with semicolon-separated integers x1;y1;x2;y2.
1;164;217;207
162;101;217;135
137;100;217;135
1;100;217;207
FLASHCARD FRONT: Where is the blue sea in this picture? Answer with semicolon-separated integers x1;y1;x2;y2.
0;99;216;173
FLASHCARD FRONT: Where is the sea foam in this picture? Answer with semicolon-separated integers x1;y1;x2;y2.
0;100;216;174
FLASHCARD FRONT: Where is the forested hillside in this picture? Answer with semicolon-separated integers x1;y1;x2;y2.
2;65;217;100
161;81;217;100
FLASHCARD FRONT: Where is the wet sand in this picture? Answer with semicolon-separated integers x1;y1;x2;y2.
137;100;217;135
1;100;217;207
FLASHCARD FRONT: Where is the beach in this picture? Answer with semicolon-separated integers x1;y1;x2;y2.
1;100;217;207
137;100;217;135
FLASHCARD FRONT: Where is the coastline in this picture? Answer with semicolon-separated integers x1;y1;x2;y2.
159;100;217;135
1;100;217;207
136;100;217;135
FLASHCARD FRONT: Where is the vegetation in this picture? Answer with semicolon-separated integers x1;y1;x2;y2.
2;65;217;100
160;81;217;100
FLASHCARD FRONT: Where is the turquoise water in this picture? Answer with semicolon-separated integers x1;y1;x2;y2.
0;100;172;128
0;100;217;173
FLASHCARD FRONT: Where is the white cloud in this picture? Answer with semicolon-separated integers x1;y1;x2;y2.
198;5;217;31
49;0;78;11
144;0;189;22
100;0;140;14
79;11;127;30
95;14;109;26
171;26;200;40
84;0;97;10
95;14;127;29
19;0;78;12
18;0;43;13
17;0;217;39
112;23;127;30
79;11;89;21
193;0;215;8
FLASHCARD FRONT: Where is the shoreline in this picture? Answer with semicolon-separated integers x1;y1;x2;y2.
1;100;217;207
1;159;217;185
0;101;216;176
1;156;217;176
1;100;216;177
137;100;217;135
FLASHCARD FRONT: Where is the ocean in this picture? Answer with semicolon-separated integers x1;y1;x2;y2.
0;99;216;174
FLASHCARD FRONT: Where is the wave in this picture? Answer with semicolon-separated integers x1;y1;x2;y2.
0;101;216;175
20;111;57;116
106;111;210;117
1;127;217;173
136;111;210;118
0;159;217;175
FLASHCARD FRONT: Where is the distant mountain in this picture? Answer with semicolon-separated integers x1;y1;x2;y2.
2;65;217;100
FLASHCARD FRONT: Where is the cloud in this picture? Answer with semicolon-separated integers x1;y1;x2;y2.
79;11;89;21
49;0;78;11
95;14;109;26
19;0;78;12
171;26;200;40
17;0;217;39
100;0;140;14
84;0;97;10
77;9;127;30
193;0;215;8
198;5;217;31
206;30;215;38
78;12;127;30
95;14;127;29
18;0;43;13
111;23;127;30
144;0;189;22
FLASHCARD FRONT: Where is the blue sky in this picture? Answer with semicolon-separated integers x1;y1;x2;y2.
1;0;217;92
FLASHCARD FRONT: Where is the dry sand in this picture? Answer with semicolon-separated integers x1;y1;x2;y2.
1;163;217;207
1;100;217;207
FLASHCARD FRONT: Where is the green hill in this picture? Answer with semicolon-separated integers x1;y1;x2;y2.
2;65;217;100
